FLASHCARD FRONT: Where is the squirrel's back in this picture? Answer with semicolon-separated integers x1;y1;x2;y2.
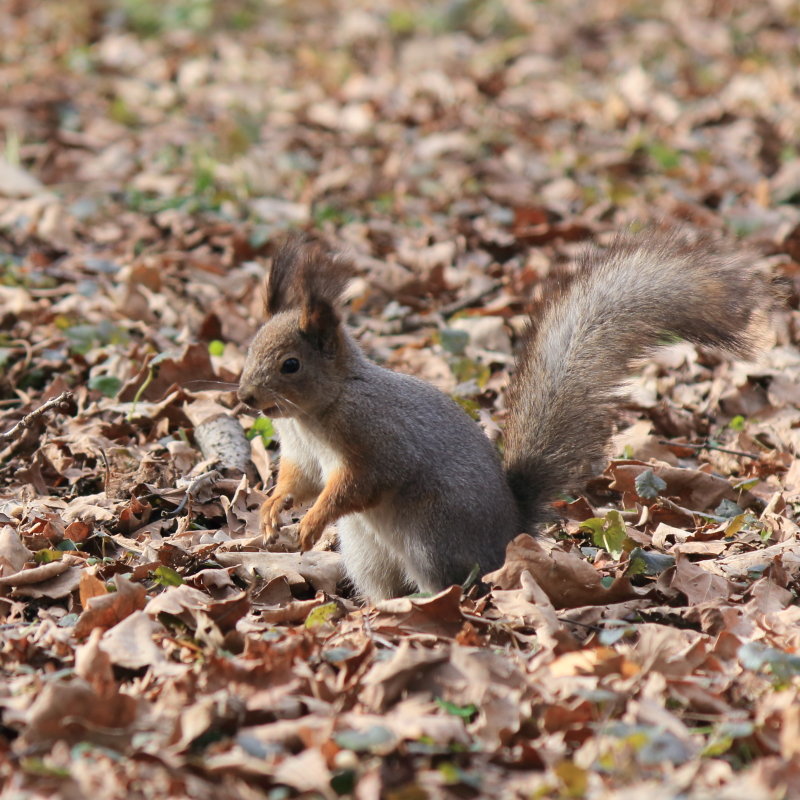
504;230;772;528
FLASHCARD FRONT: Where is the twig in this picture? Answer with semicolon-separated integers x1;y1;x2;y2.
401;281;503;332
0;391;73;442
440;280;503;317
163;469;223;518
97;448;111;494
657;496;725;522
361;611;397;650
657;439;760;460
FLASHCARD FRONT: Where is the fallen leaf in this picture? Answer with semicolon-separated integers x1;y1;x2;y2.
74;573;147;637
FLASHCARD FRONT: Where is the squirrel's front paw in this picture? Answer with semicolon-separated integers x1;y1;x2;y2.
297;514;325;552
259;492;293;541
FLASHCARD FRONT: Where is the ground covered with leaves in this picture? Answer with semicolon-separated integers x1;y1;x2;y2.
2;1;800;797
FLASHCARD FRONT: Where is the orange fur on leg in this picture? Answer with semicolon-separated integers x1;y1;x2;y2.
298;467;381;551
260;459;319;540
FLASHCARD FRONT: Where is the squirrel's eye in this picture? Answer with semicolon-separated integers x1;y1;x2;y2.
281;357;300;374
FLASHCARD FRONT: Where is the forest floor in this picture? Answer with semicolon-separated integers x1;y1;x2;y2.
2;1;800;798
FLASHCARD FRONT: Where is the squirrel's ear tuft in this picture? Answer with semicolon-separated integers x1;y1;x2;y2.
300;296;341;355
264;235;353;318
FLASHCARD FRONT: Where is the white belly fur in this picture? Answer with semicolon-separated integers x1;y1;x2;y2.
274;420;414;595
274;418;342;482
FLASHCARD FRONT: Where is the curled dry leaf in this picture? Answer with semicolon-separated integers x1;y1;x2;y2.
491;570;578;651
0;556;73;586
19;630;140;749
100;610;184;674
608;461;758;512
485;535;648;609
0;554;83;599
0;526;32;576
74;572;147;638
145;583;249;634
215;550;343;595
371;584;466;638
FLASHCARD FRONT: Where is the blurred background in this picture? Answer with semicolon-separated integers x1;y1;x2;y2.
1;0;799;396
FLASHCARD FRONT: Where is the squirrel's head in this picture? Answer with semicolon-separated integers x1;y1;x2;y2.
237;237;353;418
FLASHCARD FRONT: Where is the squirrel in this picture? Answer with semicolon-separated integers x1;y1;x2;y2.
237;231;770;602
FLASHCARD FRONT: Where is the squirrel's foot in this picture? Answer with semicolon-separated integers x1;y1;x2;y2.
259;491;293;542
297;513;325;552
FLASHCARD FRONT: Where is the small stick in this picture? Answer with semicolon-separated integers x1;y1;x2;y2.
97;448;111;495
657;439;760;460
0;391;73;442
400;281;503;332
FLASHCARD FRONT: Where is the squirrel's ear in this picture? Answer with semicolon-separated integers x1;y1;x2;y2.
300;296;340;355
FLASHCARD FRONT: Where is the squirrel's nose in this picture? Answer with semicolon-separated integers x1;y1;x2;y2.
237;385;258;408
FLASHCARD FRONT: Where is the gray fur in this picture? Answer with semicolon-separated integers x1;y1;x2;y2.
274;332;519;599
504;230;771;527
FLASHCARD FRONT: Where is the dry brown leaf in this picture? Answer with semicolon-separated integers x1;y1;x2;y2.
608;461;758;511
371;584;465;637
669;554;734;605
491;570;578;651
0;526;32;576
215;550;342;594
359;641;449;712
79;570;108;607
485;534;647;609
74;572;147;638
100;610;180;673
19;631;139;749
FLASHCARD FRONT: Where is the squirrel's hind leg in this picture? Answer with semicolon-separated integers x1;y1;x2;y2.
338;515;412;602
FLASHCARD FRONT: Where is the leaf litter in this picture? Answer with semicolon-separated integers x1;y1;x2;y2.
1;1;800;798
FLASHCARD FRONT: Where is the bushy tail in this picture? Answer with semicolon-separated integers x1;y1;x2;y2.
503;230;772;528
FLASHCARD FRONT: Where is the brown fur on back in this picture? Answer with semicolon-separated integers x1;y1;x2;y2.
503;230;773;528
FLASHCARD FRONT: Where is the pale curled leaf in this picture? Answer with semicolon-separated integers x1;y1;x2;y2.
484;535;648;609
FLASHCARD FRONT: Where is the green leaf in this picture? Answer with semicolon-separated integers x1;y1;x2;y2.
88;374;122;398
208;339;225;356
435;698;477;719
715;498;743;519
634;469;667;499
625;547;675;577
439;328;469;355
330;769;357;795
56;539;79;551
34;549;63;563
723;513;747;538
553;760;588;798
580;510;632;559
450;357;490;387
246;415;275;445
21;758;71;778
647;140;681;170
152;565;183;587
438;762;461;784
334;725;394;752
728;415;746;431
305;601;340;630
703;720;754;756
453;395;480;420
